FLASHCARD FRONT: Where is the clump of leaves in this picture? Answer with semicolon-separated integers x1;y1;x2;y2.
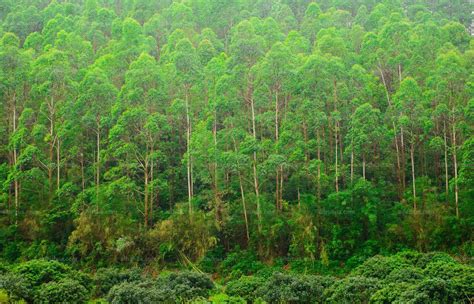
94;267;142;297
324;275;381;303
254;272;333;304
35;278;89;304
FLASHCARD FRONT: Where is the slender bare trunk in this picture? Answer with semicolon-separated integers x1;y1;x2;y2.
12;95;19;223
350;144;354;184
400;126;406;190
333;81;339;193
185;91;192;215
378;65;403;196
250;94;261;232
317;130;321;203
410;138;416;211
143;154;149;229
363;154;366;180
443;122;449;203
231;126;250;243
57;137;60;193
150;153;154;227
80;151;85;192
452;123;459;218
96;117;100;211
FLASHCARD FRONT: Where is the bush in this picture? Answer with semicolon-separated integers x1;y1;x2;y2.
35;278;89;304
209;293;246;303
369;282;411;304
423;260;474;299
226;275;265;302
384;267;424;283
12;259;92;302
351;255;410;280
255;272;332;304
395;278;457;303
165;271;214;301
94;267;142;296
107;281;168;304
324;276;381;304
220;250;265;277
0;272;30;302
415;252;456;269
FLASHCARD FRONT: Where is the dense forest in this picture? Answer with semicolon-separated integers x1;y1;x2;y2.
0;0;473;303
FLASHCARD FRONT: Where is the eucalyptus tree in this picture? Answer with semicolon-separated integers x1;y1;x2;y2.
0;33;31;222
78;67;117;210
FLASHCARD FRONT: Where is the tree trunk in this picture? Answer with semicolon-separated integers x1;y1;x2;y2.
350;144;354;184
362;153;366;180
144;154;149;228
250;94;261;232
96;117;100;211
185;91;193;215
443;122;449;203
231;126;250;243
452;123;459;218
12;95;19;224
57;137;60;193
410;138;416;211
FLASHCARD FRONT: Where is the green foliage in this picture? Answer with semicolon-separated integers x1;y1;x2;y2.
255;272;332;304
10;259;91;302
94;267;142;297
0;272;30;302
0;1;472;299
324;276;381;304
226;275;265;302
35;278;89;304
107;272;214;303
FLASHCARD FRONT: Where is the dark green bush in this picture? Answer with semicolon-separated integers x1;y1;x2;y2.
395;278;457;304
369;282;411;304
107;280;170;304
415;252;456;269
35;278;89;304
11;259;92;302
220;250;265;277
384;267;424;283
226;275;265;302
352;255;410;280
107;272;214;303
324;276;381;304
423;260;474;299
165;271;214;301
94;267;142;297
255;272;331;304
0;272;30;302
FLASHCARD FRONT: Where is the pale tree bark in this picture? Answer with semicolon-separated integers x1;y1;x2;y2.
185;90;193;215
378;64;403;197
452;123;459;218
362;154;366;180
443;122;449;203
231;129;250;243
410;137;416;211
96;116;100;212
12;93;19;224
249;90;261;232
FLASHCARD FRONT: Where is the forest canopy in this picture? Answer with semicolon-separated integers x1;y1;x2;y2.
0;0;473;302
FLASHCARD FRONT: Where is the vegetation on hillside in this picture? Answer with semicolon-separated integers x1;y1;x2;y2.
0;0;473;302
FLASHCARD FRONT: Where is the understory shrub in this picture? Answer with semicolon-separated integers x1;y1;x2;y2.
94;267;142;297
324;275;381;303
11;259;92;302
0;272;30;302
255;272;333;304
35;278;89;304
226;275;265;302
107;271;214;303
